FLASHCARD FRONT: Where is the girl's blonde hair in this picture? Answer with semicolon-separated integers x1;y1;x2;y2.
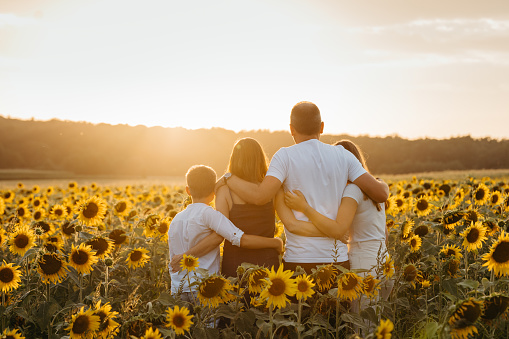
227;138;268;184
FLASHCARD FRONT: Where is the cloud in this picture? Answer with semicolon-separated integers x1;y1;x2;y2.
0;13;37;27
350;18;509;43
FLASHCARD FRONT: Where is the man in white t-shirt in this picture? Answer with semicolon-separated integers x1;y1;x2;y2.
222;101;389;272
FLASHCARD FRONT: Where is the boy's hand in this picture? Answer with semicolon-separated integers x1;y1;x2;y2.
170;254;183;273
273;237;284;254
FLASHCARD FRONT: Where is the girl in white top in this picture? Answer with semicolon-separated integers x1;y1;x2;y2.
276;140;390;312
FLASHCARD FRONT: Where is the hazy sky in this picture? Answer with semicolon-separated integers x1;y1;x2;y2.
1;0;508;139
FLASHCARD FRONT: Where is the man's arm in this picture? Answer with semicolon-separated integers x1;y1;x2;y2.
352;173;389;203
226;175;282;205
240;235;283;253
274;189;326;238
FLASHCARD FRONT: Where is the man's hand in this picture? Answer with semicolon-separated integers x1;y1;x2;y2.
215;175;227;193
170;254;183;273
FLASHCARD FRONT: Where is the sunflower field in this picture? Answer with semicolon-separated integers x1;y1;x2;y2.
1;176;509;339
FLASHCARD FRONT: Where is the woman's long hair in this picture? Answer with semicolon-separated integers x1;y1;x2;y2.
334;139;382;211
227;138;268;184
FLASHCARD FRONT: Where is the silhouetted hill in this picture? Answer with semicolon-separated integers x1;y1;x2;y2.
1;116;508;177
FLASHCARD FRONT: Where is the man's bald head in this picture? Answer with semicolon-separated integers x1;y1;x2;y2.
290;101;322;135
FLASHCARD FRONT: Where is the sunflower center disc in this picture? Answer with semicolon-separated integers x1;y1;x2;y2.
492;241;509;263
298;281;308;292
72;250;90;265
466;228;480;243
14;234;29;248
201;278;225;298
130;251;142;262
0;267;14;283
404;266;417;281
116;202;127;212
342;275;358;290
173;314;185;327
416;200;428;210
268;278;286;296
72;315;90;334
39;254;63;275
475;190;485;201
83;203;99;218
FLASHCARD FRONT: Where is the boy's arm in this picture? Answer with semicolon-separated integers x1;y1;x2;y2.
274;188;327;237
170;232;224;272
353;173;389;203
240;235;283;253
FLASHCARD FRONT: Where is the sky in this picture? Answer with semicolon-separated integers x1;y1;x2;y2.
1;0;508;139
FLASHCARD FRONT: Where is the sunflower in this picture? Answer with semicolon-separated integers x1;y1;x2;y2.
460;222;487;252
198;275;235;308
420;280;431;288
155;217;171;239
400;219;414;241
472;183;490;205
448;298;482;339
61;221;76;238
113;199;131;217
9;225;36;256
68;181;78;191
143;214;161;237
1;328;25;339
108;229;127;246
0;261;22;293
386;195;407;215
408;235;422;252
445;259;461;278
33;221;54;238
489;191;503;207
414;224;429;237
31;207;46;222
483;219;500;236
294;274;315;301
37;253;68;284
49;204;68;220
375;318;394;339
314;264;338;292
482;231;509;277
403;264;422;289
126;248;150;269
75;196;107;227
481;294;509;321
69;243;98;275
337;272;364;301
43;236;64;253
414;197;433;217
66;307;100;339
3;190;15;203
363;274;381;299
166;305;194;335
180;254;199;272
15;204;31;220
31;196;46;209
93;301;120;339
383;255;395;278
0;227;6;247
260;265;297;309
440;244;463;260
248;267;270;294
0;197;5;216
86;237;114;259
141;327;163;339
463;209;480;224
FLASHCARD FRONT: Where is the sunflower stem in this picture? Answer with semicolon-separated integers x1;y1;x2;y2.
297;297;302;339
269;305;274;339
464;249;468;280
79;273;83;304
105;265;109;300
335;296;340;339
2;292;5;330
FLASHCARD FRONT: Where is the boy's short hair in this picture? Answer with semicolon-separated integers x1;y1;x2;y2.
290;101;322;135
186;165;217;199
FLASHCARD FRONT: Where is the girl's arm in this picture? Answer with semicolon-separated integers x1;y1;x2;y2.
274;189;327;237
284;190;358;240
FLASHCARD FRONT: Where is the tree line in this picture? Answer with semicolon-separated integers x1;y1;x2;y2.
1;116;508;177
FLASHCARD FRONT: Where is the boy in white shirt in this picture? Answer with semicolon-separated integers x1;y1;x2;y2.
168;165;283;295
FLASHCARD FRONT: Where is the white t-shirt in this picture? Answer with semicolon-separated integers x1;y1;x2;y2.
267;139;366;263
342;184;386;243
168;203;244;293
